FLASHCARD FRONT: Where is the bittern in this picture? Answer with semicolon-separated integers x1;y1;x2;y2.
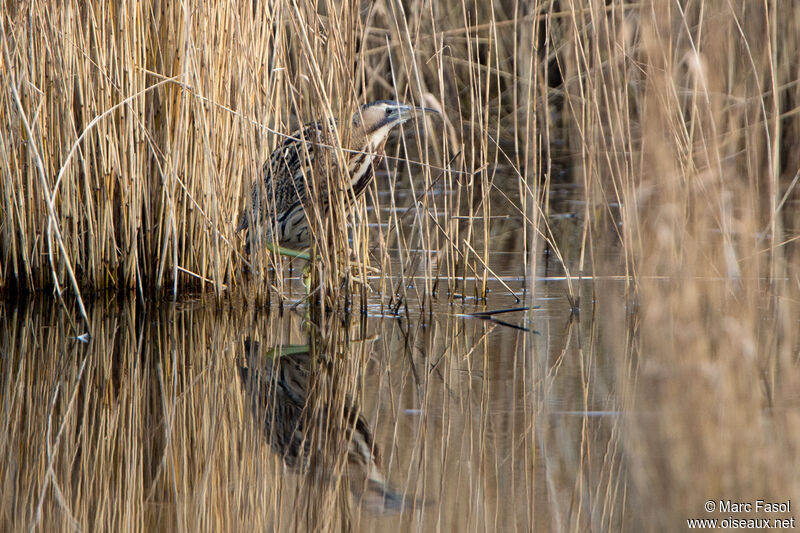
236;100;437;258
238;340;416;513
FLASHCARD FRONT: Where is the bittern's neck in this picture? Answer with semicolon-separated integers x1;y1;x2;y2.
365;122;398;151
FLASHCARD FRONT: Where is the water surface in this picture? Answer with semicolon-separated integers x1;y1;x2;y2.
1;182;629;531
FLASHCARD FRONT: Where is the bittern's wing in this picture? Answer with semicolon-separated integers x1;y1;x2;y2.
236;123;322;233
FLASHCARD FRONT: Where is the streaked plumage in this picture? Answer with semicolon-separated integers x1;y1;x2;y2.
236;101;437;253
238;339;417;513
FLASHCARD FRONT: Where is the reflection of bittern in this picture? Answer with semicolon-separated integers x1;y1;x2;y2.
238;340;413;513
236;101;437;257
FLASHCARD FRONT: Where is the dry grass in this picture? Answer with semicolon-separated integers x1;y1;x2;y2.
3;0;800;531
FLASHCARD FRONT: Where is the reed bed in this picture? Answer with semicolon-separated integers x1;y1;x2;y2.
3;0;800;531
547;0;800;530
1;0;527;312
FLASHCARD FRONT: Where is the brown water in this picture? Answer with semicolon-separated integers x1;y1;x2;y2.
0;185;629;531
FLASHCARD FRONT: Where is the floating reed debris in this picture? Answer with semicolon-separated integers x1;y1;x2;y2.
461;306;533;331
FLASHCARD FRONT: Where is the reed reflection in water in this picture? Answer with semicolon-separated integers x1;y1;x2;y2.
2;287;569;531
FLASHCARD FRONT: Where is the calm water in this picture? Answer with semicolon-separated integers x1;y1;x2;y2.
0;185;628;531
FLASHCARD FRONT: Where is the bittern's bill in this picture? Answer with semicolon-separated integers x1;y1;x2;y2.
236;100;437;258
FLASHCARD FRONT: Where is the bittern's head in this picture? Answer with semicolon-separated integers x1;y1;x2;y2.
352;100;438;149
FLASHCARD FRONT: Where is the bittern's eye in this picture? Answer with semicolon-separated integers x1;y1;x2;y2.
385;108;393;116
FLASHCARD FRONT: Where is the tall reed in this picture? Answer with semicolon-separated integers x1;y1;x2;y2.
542;0;800;529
